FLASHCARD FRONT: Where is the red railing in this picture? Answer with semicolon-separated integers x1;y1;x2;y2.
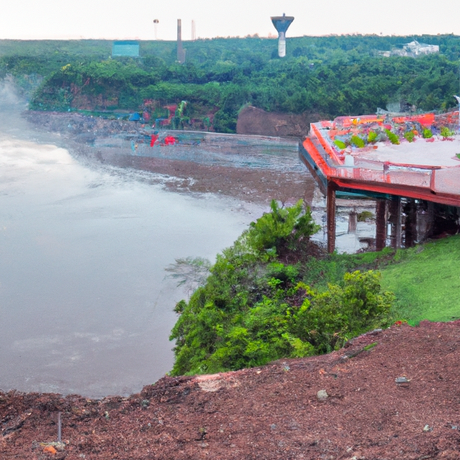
303;124;460;207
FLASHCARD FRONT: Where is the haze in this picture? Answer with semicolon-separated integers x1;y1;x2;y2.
2;0;460;41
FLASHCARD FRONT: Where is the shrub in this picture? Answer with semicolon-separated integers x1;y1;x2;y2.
440;126;455;138
334;139;347;150
357;210;374;222
367;130;378;143
422;128;433;138
404;131;415;143
350;135;365;148
291;271;394;353
169;225;394;375
243;200;320;255
384;129;400;145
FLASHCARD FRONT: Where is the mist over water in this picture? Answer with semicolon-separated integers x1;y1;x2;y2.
0;81;265;397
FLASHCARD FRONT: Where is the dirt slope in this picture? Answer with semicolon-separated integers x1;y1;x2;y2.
236;106;321;138
2;321;460;459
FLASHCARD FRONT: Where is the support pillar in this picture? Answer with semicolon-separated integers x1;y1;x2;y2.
403;199;417;248
375;198;387;251
388;196;402;249
348;208;358;233
416;200;434;242
327;182;336;253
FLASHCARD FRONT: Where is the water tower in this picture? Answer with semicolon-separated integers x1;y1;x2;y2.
271;13;294;58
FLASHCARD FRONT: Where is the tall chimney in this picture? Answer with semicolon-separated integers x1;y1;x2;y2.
177;19;186;63
191;20;196;41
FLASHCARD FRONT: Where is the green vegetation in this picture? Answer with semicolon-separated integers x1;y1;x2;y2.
350;135;365;148
168;199;460;376
169;201;394;376
385;128;400;145
380;235;460;324
422;128;433;138
404;131;415;142
367;130;379;144
440;126;456;138
2;35;460;132
357;210;375;222
334;139;347;150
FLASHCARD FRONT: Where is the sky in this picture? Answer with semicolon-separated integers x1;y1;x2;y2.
2;0;460;41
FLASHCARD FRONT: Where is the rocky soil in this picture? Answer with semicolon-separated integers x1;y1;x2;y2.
236;106;321;139
2;321;460;459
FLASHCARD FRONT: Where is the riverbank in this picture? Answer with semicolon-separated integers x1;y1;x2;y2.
2;321;460;459
22;110;316;207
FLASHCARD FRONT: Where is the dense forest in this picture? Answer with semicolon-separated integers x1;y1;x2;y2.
1;34;460;132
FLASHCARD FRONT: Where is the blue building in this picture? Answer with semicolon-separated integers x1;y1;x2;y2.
112;41;140;58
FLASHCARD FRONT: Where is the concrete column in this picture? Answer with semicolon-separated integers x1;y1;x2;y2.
348;208;358;233
388;196;402;249
416;200;434;242
375;199;387;251
327;182;336;253
403;199;417;248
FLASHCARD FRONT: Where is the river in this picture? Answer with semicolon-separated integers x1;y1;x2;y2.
0;81;266;398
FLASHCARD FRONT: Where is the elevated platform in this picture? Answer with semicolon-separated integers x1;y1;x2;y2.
300;112;460;251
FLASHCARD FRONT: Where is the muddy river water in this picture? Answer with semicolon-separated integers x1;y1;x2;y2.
0;84;267;397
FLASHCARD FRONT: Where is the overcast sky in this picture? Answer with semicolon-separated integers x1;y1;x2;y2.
2;0;460;41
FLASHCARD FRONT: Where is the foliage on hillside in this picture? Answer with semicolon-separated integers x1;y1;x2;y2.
169;200;394;376
1;35;460;132
380;234;460;324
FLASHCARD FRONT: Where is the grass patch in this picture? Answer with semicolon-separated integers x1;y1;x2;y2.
300;247;397;290
380;235;460;324
299;238;460;326
363;342;378;351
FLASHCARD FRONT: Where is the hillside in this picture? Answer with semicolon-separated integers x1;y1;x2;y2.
3;35;460;134
1;321;459;459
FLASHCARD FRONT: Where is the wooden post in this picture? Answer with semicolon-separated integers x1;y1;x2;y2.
327;182;336;253
375;198;386;251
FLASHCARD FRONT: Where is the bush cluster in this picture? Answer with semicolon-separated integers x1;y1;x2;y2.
169;200;394;376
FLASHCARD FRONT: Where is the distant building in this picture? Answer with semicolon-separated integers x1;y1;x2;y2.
379;40;439;58
112;41;140;58
404;40;439;56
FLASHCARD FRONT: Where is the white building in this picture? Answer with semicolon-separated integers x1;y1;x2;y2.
379;40;439;58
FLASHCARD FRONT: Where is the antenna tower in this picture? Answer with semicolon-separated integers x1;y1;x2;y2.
153;19;159;40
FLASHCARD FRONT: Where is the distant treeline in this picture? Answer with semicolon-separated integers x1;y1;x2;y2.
1;35;459;132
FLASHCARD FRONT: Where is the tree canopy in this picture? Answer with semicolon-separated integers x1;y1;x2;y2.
169;200;394;375
2;35;460;132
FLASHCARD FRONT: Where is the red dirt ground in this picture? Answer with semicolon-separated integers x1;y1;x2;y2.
2;321;460;459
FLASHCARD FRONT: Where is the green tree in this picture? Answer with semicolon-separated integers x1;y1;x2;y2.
169;201;393;376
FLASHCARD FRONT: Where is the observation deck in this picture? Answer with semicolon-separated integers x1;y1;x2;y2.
300;112;460;251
